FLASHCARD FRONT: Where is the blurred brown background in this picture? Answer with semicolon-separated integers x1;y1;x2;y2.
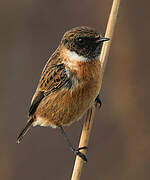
0;0;150;179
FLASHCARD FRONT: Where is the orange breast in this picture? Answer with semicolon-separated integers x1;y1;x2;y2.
35;48;102;127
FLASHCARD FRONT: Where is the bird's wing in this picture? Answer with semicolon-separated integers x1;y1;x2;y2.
29;58;72;116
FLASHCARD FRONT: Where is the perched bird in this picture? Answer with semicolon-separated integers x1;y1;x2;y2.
16;26;109;162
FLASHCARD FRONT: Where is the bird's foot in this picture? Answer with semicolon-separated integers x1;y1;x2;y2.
95;95;102;108
72;146;88;162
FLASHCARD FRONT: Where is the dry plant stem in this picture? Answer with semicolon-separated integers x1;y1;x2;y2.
71;106;95;180
71;0;121;180
101;0;121;77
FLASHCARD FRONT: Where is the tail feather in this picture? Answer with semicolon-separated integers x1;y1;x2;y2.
16;117;34;144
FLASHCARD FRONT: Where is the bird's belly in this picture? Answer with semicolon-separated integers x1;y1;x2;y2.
34;77;101;127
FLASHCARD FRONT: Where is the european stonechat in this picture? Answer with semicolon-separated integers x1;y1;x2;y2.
16;26;109;162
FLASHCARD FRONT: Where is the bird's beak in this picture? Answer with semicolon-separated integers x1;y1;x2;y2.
96;37;110;43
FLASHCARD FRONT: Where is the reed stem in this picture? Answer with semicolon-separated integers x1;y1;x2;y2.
71;1;121;179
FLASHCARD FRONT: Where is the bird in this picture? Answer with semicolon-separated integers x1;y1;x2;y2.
16;26;109;162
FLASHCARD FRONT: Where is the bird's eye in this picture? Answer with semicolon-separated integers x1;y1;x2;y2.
76;37;86;46
78;38;84;43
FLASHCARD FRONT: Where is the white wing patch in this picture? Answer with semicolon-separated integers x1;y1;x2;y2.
62;60;79;71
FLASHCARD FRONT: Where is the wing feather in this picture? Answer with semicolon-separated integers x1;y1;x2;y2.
29;58;72;116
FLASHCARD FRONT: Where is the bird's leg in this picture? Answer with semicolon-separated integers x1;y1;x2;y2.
95;95;102;108
59;126;88;162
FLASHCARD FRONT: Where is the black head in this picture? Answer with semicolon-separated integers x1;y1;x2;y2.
61;26;109;59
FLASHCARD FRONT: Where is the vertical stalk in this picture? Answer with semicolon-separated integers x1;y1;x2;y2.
71;0;121;180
